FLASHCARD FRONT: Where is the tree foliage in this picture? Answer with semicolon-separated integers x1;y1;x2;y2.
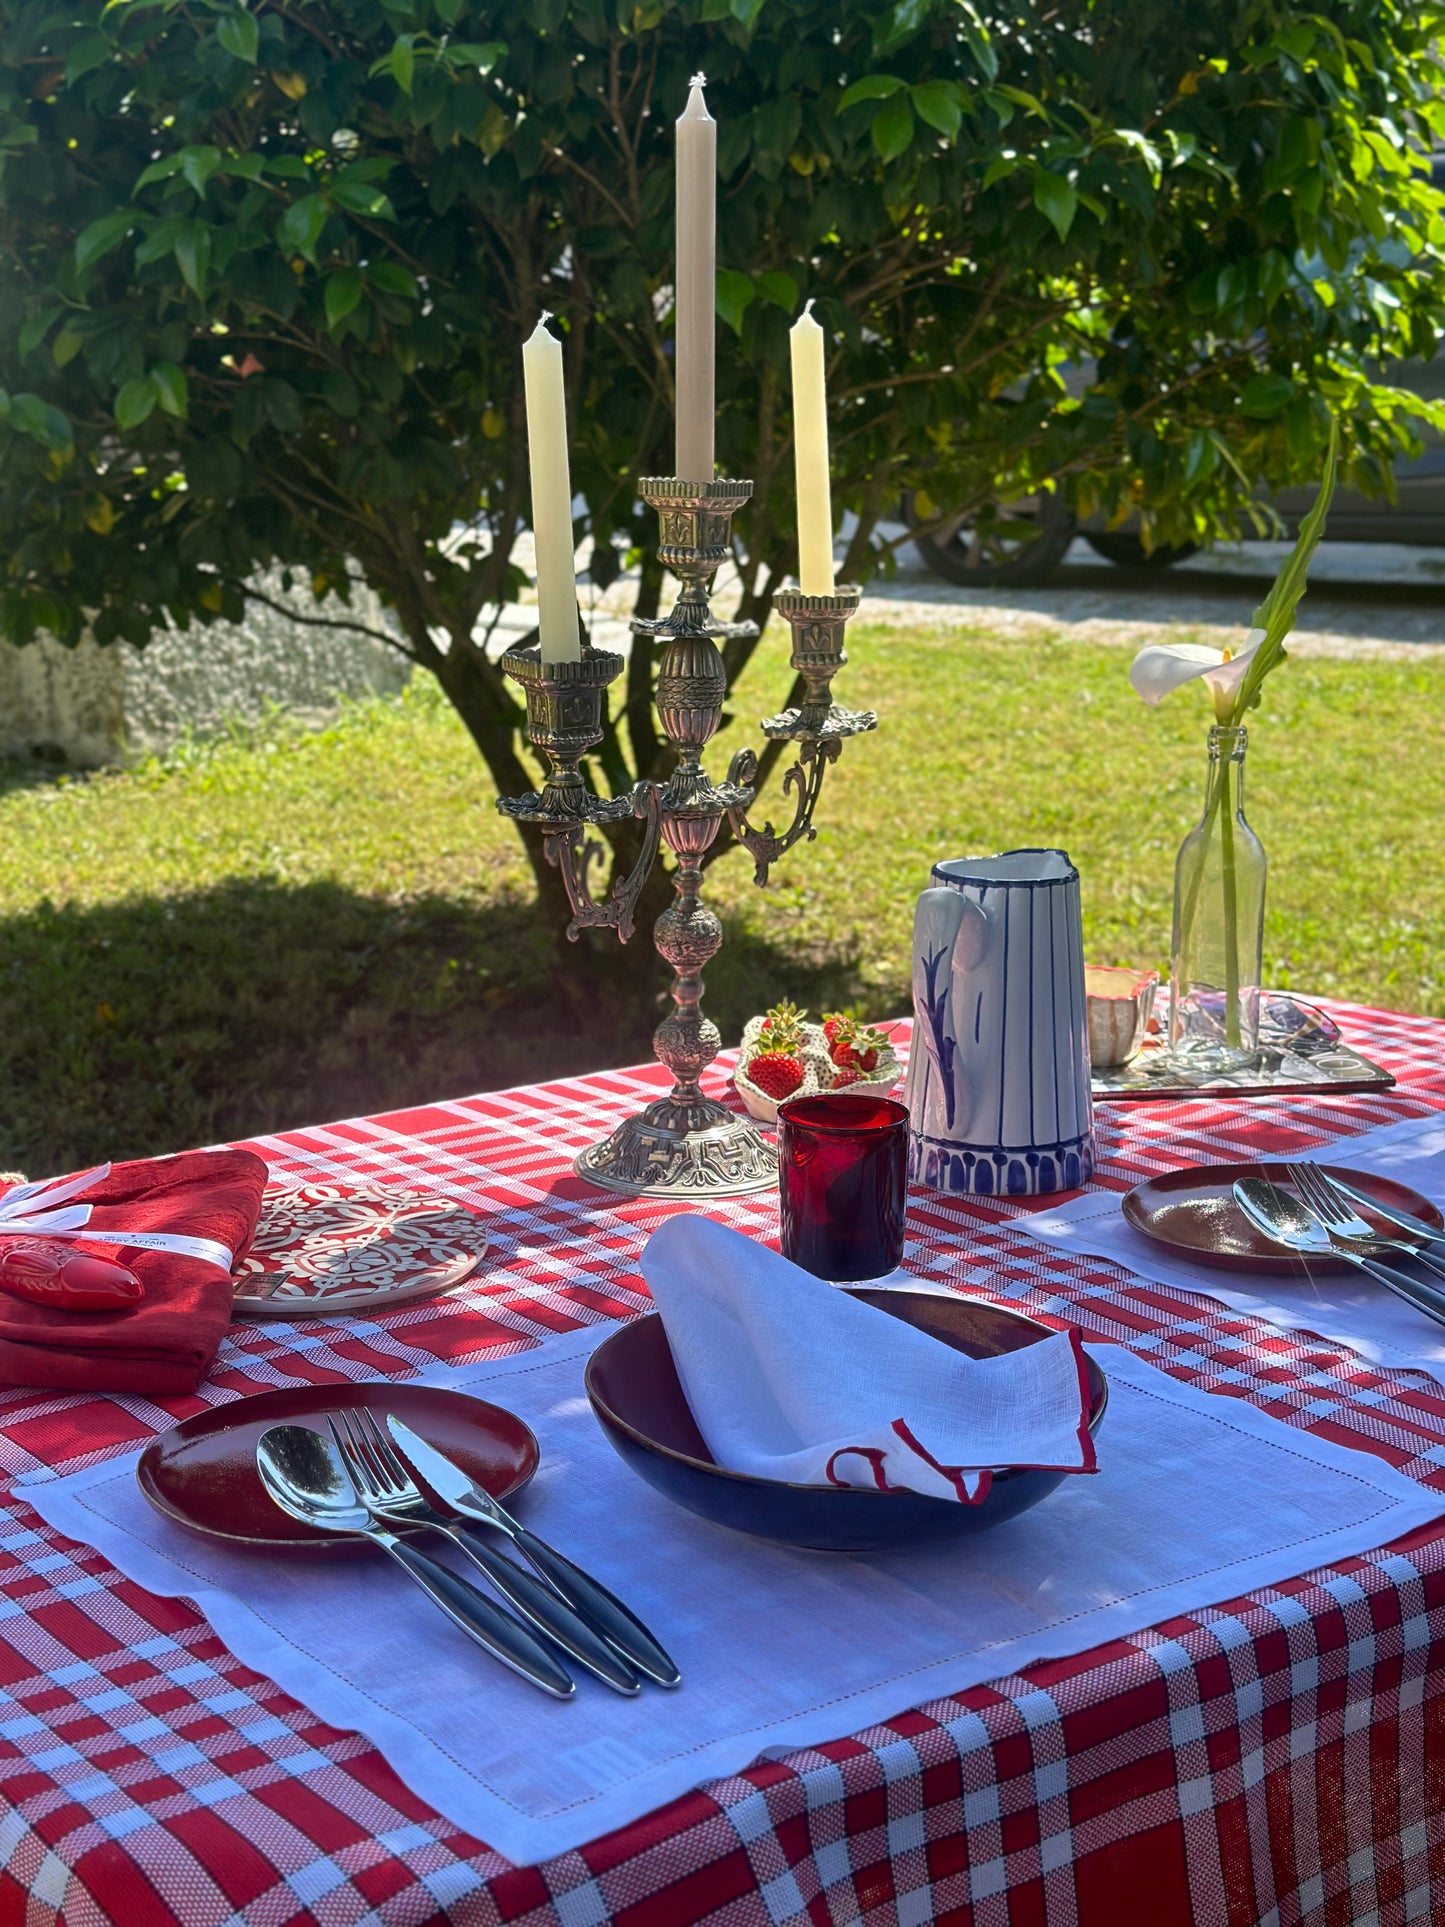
1;0;1443;900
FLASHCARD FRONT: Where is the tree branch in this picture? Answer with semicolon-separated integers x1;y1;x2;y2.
228;580;414;658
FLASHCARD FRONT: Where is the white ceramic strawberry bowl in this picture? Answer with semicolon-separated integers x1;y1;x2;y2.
732;1015;903;1124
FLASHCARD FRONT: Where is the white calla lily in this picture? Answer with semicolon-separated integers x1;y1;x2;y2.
1129;628;1267;722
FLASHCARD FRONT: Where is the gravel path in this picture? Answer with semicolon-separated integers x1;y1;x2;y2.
494;532;1445;661
850;533;1445;660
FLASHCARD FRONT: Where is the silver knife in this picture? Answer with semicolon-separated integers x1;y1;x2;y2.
387;1416;681;1687
1328;1176;1445;1251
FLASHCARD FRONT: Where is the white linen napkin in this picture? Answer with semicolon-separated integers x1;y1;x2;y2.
639;1215;1095;1503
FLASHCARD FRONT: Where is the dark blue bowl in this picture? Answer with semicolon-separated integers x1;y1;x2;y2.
585;1289;1107;1553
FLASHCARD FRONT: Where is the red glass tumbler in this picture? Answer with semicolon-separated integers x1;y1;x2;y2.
778;1093;909;1282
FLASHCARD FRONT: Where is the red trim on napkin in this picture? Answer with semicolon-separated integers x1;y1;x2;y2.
823;1325;1097;1504
0;1150;267;1394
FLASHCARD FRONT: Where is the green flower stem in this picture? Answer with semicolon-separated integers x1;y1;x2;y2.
1174;755;1224;979
1218;755;1241;1048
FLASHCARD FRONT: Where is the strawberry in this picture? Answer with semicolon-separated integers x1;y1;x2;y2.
831;1064;861;1088
828;1016;890;1078
822;1010;848;1045
747;1049;805;1100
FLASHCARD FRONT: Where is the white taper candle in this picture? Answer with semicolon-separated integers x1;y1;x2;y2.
521;313;581;663
790;301;836;595
674;75;716;484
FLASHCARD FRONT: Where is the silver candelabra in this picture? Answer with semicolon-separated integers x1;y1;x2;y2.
498;475;876;1199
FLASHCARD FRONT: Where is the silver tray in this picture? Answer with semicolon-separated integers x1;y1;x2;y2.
1092;995;1395;1102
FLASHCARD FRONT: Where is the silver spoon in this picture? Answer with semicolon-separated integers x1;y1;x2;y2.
255;1424;574;1699
1232;1178;1445;1331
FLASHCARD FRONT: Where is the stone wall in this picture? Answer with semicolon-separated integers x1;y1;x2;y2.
0;572;409;767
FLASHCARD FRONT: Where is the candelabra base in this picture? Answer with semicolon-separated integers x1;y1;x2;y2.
574;1094;777;1199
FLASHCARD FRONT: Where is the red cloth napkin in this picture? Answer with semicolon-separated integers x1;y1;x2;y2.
0;1149;268;1394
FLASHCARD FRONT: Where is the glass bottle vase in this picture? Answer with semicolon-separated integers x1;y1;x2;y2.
1169;724;1267;1069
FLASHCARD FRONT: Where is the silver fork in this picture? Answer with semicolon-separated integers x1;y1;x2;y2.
1288;1164;1445;1283
329;1412;639;1695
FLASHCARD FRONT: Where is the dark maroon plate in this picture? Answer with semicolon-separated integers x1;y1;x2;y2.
1122;1162;1444;1274
137;1382;537;1554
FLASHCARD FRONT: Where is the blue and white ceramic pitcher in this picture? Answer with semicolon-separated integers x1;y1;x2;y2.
903;849;1095;1197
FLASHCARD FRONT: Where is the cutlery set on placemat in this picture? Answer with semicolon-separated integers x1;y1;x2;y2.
139;1386;680;1701
1124;1157;1445;1321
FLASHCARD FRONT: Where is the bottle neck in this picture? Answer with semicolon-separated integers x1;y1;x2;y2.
1205;724;1247;810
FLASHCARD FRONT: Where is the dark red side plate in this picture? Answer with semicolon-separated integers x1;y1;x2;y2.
137;1382;537;1554
1122;1161;1444;1275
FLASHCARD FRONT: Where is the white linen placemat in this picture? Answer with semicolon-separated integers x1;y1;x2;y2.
1023;1110;1445;1382
22;1319;1443;1865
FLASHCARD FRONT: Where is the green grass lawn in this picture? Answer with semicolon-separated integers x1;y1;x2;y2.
2;621;1442;1173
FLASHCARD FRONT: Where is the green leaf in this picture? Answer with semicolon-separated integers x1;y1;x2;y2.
52;326;85;369
730;0;766;25
367;261;417;298
277;194;328;263
8;393;72;449
874;0;931;57
871;93;914;162
151;361;188;417
18;307;60;361
332;180;396;220
754;270;798;310
957;1;997;80
375;35;416;96
446;41;505;73
258;378;303;433
321;369;360;417
911;81;962;140
115;377;156;430
180;146;222;197
264;155;312;181
65;32;113;81
1240;372;1295;418
134;153;185;191
838;75;905;110
1184;428;1220;483
174;222;211;295
75;210;133;275
325;266;364;331
135;216;186;267
337;157;397;186
1230;419;1339;719
715;268;755;334
216;10;259;63
1032;170;1077;241
993;84;1049;120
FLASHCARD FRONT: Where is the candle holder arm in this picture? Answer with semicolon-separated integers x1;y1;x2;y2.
496;640;667;944
724;741;834;887
724;584;876;887
547;781;663;944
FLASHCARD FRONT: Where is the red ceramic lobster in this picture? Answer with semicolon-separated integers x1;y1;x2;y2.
0;1240;143;1312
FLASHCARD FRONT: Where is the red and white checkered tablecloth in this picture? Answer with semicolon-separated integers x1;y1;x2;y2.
2;998;1445;1927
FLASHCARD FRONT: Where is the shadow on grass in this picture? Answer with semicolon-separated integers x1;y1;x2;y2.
0;877;876;1174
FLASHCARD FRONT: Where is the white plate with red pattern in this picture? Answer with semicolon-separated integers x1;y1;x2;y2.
231;1183;490;1319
